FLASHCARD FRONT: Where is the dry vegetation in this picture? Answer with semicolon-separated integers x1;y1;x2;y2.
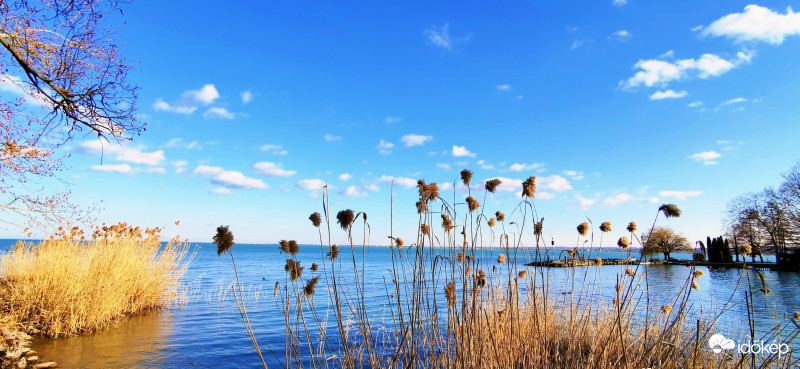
0;223;193;337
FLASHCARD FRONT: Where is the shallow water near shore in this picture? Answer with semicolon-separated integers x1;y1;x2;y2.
5;241;798;368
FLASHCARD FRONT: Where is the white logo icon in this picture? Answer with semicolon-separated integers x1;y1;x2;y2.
708;334;735;353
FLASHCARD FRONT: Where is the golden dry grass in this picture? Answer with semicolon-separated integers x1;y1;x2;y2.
0;223;192;337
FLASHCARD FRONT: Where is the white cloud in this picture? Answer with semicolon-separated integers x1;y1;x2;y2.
324;134;341;142
260;144;287;155
688;101;704;108
138;167;166;174
723;97;747;105
620;52;751;89
376;175;417;188
89;164;131;173
212;170;268;189
76;140;164;165
496;84;512;92
253;162;297;177
241;90;253;104
575;195;596;208
385;116;402;124
702;5;800;45
538;192;555;200
610;30;632;41
342;185;367;198
377;140;394;155
364;184;380;192
0;74;50;107
612;0;627;6
602;193;634;206
659;190;702;200
165;138;200;150
563;170;584;180
571;40;584;49
649;90;688;100
452;145;476;157
425;23;453;50
212;187;232;195
400;134;433;147
539;175;572;192
296;179;326;190
691;25;704;32
189;84;220;104
192;165;224;176
203;107;235;120
436;163;452;170
507;163;544;172
338;173;352;181
152;98;197;114
690;151;721;165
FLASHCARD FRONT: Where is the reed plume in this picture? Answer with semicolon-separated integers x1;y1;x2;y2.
794;312;800;320
577;222;589;236
416;200;427;214
495;211;505;222
485;178;501;193
534;218;543;236
617;236;630;248
662;305;673;314
626;221;637;233
309;212;322;227
336;209;355;230
625;268;635;277
488;217;496;228
600;221;611;232
475;270;487;288
521;176;536;198
693;270;704;279
460;169;473;186
445;280;456;307
327;244;339;260
441;214;454;232
595;257;603;266
417;179;439;201
659;204;681;218
311;263;319;272
518;270;528;279
742;244;752;255
457;251;465;262
691;280;699;290
304;276;321;296
396;237;404;248
497;254;506;264
421;224;430;235
213;225;234;256
285;259;303;281
466;196;480;212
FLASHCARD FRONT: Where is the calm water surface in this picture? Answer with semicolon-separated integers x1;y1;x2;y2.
2;241;797;368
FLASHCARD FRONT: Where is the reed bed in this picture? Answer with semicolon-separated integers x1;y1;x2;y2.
0;223;193;337
226;174;799;368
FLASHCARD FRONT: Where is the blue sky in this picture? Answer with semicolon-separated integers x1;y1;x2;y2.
4;1;800;246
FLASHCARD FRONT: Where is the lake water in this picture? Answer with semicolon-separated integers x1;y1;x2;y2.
3;240;798;368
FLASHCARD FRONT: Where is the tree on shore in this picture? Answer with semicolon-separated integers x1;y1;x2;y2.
642;226;691;260
1;0;142;227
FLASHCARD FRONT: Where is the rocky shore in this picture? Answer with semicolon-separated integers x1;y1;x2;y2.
0;327;57;369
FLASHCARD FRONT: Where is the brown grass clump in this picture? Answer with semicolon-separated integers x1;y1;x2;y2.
617;236;630;248
659;204;681;218
304;276;321;296
466;196;480;212
285;259;303;281
441;214;454;232
488;217;496;228
421;224;430;235
213;225;234;255
460;169;473;186
337;209;355;230
577;222;589;236
309;212;322;227
599;221;611;232
521;176;536;198
496;211;505;222
485;178;501;193
0;225;192;337
497;254;506;264
626;221;637;233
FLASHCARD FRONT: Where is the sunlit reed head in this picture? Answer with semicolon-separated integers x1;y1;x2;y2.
336;209;355;230
659;204;681;218
445;280;456;307
466;196;480;212
285;259;303;281
476;269;487;288
692;280;699;290
518;270;528;279
534;219;543;236
693;270;704;279
795;312;800;320
595;257;603;266
568;249;575;258
417;179;440;202
328;244;339;260
497;254;506;264
662;305;673;314
521;176;536;198
577;222;589;236
310;263;319;272
457;251;465;262
461;169;473;186
304;276;321;296
742;244;752;255
625;268;635;277
617;236;630;249
488;217;496;228
416;200;427;214
441;214;454;232
213;225;234;256
496;211;505;222
309;212;322;227
600;221;611;232
396;237;404;248
626;221;637;233
421;224;430;235
485;178;501;193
